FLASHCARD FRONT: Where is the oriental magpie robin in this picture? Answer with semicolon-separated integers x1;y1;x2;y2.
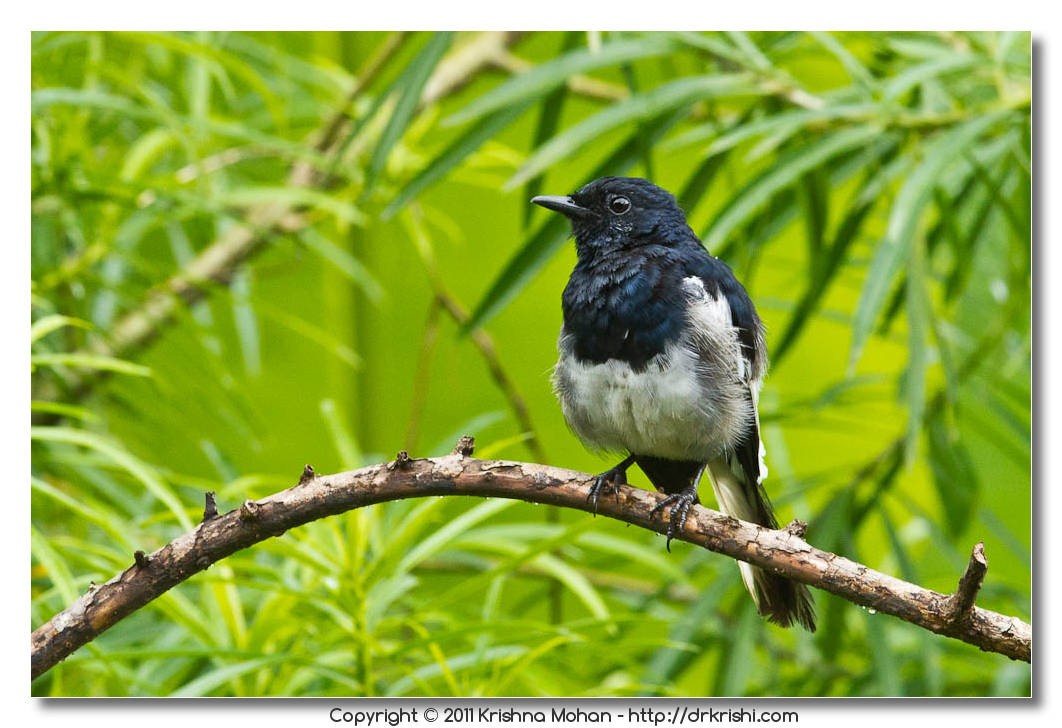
532;177;815;631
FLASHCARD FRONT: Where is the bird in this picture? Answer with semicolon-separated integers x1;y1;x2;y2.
531;176;815;631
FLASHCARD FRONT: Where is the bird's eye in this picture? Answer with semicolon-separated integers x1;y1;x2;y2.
608;196;631;215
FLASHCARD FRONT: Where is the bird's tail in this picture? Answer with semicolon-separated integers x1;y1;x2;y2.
706;457;816;631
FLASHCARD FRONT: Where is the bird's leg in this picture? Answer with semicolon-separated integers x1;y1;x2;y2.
649;474;702;552
588;454;636;515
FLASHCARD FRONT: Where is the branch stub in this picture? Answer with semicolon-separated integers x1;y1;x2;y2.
452;435;475;457
203;492;219;522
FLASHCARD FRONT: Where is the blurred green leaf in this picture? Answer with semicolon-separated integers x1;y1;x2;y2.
771;140;905;363
32;426;193;530
508;74;760;190
904;237;930;465
848;111;1009;371
523;32;583;227
31;524;80;605
365;32;455;193
703;124;882;251
383;100;531;219
31;353;152;377
927;419;980;537
810;32;876;93
31;315;92;343
714;601;759;696
444;35;676;127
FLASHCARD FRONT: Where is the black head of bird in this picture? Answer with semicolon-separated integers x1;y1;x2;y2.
532;176;696;256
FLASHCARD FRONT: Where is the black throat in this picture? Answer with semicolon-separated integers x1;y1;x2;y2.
561;247;688;371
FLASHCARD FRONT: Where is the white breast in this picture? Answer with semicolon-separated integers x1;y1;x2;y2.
552;279;756;462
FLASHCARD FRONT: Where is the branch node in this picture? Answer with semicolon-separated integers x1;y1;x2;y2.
452;435;475;457
298;464;316;485
133;550;149;570
239;499;261;522
785;519;808;539
388;451;412;471
944;541;988;626
202;491;218;522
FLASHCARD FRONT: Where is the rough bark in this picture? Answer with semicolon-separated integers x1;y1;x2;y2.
31;447;1031;680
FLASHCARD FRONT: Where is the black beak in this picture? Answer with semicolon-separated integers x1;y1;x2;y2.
531;195;595;220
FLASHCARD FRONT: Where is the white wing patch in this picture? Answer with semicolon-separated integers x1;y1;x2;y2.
682;276;768;485
680;277;747;384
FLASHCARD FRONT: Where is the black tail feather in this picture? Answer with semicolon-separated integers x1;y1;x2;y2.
707;456;817;632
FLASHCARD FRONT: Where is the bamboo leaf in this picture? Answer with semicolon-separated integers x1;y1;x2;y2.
864;604;901;695
639;573;734;695
444;35;677;127
460;215;568;336
215;187;367;227
620;61;655;179
848;111;1008;371
365;32;455;192
31;525;79;605
32;476;134;548
523;31;582;227
488;634;580;696
30;353;152;377
575;532;689;586
30;400;100;423
883;55;982;102
115;31;288;130
771;142;905;364
32;426;194;530
927;419;980;537
810;31;876;93
714;601;759;696
904;237;931;465
30;314;92;343
385;646;527;697
230;270;261;377
507;74;760;190
297;227;384;303
666;103;877;155
800;166;829;261
172;655;291;697
703;124;882;251
319;398;362;469
396;499;515;574
674;32;749;67
531;553;611;622
383;100;531;220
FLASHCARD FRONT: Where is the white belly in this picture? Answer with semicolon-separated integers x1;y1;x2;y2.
552;342;751;462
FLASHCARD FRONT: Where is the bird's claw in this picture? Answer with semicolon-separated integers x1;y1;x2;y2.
587;465;627;516
649;489;699;552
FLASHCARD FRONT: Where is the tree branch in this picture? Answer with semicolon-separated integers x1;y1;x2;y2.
31;443;1031;679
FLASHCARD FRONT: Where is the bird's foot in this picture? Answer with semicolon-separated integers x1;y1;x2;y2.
587;458;632;516
649;485;699;552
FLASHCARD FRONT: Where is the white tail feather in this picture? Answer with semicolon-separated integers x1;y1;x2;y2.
707;457;761;609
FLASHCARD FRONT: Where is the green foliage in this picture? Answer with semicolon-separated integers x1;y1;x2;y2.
31;31;1030;697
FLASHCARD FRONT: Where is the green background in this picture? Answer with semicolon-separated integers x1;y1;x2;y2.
31;31;1031;696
